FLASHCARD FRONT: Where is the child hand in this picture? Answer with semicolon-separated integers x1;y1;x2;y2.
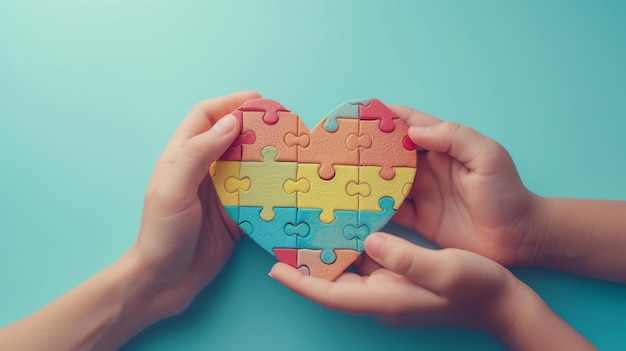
270;233;596;350
270;233;520;332
389;105;546;266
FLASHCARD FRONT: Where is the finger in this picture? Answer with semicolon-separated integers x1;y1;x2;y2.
351;252;383;276
364;232;463;294
269;262;443;316
408;121;507;174
158;91;261;166
388;104;442;127
269;262;383;314
161;114;239;196
388;105;440;152
173;91;261;142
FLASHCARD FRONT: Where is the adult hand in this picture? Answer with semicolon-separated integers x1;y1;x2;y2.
131;91;260;317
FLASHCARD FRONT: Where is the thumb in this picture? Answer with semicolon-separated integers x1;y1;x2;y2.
165;114;239;194
364;233;454;293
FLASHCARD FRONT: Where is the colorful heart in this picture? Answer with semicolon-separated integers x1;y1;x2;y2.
210;98;417;280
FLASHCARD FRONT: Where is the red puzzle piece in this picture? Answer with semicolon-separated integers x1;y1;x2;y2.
220;109;256;161
358;98;399;133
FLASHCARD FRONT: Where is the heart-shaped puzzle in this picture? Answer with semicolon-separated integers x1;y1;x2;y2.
210;98;417;280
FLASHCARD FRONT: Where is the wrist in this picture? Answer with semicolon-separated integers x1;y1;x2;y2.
492;282;596;350
513;193;550;266
88;253;171;348
116;248;196;322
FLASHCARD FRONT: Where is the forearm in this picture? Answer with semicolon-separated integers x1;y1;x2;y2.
494;284;596;351
0;253;164;351
532;197;626;283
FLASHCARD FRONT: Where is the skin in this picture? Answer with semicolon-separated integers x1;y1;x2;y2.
0;91;259;350
271;104;622;349
388;105;626;283
0;95;619;350
270;233;597;350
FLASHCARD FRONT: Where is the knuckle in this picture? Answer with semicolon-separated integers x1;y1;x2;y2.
182;136;208;159
443;121;463;135
389;247;416;276
436;248;468;290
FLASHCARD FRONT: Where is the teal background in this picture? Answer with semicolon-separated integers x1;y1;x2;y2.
1;0;625;350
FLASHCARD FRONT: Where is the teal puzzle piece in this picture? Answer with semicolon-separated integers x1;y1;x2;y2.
350;196;397;251
296;208;361;263
323;98;371;132
239;206;298;256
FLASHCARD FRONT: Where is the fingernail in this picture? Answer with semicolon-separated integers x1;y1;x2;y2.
212;114;236;134
268;271;276;280
365;234;387;259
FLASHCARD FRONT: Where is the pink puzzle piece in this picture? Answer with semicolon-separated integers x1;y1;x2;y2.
220;109;256;161
242;111;299;162
358;98;399;133
297;117;361;180
359;119;417;180
241;98;290;125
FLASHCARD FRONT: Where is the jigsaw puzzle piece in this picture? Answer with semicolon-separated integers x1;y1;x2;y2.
297;249;359;281
347;165;416;212
285;164;359;223
358;98;399;133
359;119;417;180
273;248;298;268
284;118;311;159
220;109;257;161
298;117;361;179
240;147;297;221
295;208;359;263
323;98;371;132
240;98;290;125
242;111;299;162
224;206;240;223
353;197;397;252
210;161;250;207
343;224;370;253
239;206;298;256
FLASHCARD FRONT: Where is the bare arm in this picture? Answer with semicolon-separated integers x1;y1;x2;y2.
533;198;626;283
390;104;626;283
0;91;259;350
0;255;161;350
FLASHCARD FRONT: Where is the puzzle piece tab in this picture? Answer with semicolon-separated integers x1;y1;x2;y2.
295;208;360;263
285;164;359;223
358;98;399;133
297;117;360;180
359;119;417;180
210;161;250;207
239;147;297;220
239;206;297;256
347;165;416;212
241;111;299;162
240;98;290;125
297;249;359;281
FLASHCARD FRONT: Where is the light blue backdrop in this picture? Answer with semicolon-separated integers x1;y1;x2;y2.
1;1;625;350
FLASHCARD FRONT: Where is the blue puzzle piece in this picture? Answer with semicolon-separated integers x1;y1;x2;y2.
353;197;397;251
224;206;239;223
343;225;370;253
323;98;371;132
296;208;359;263
239;206;298;256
